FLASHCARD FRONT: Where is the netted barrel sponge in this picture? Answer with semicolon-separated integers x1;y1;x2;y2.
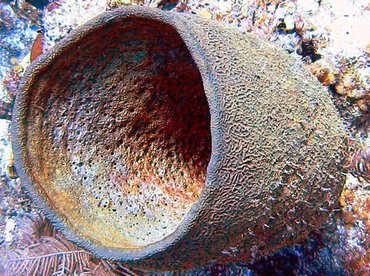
12;6;349;270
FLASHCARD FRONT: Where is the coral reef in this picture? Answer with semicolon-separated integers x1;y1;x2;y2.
187;0;370;137
0;1;39;80
0;0;38;121
0;0;369;274
42;0;109;50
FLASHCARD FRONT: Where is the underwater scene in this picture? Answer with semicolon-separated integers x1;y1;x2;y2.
0;0;369;275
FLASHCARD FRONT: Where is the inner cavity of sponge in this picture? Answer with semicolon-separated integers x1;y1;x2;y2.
27;18;212;248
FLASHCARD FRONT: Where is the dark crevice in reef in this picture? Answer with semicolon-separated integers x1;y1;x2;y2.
327;84;370;136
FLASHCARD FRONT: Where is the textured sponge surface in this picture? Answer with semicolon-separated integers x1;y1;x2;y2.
12;6;349;270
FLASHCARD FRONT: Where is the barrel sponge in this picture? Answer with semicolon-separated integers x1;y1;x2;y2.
12;6;349;271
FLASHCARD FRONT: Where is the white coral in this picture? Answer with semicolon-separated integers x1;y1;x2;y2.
42;0;109;50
